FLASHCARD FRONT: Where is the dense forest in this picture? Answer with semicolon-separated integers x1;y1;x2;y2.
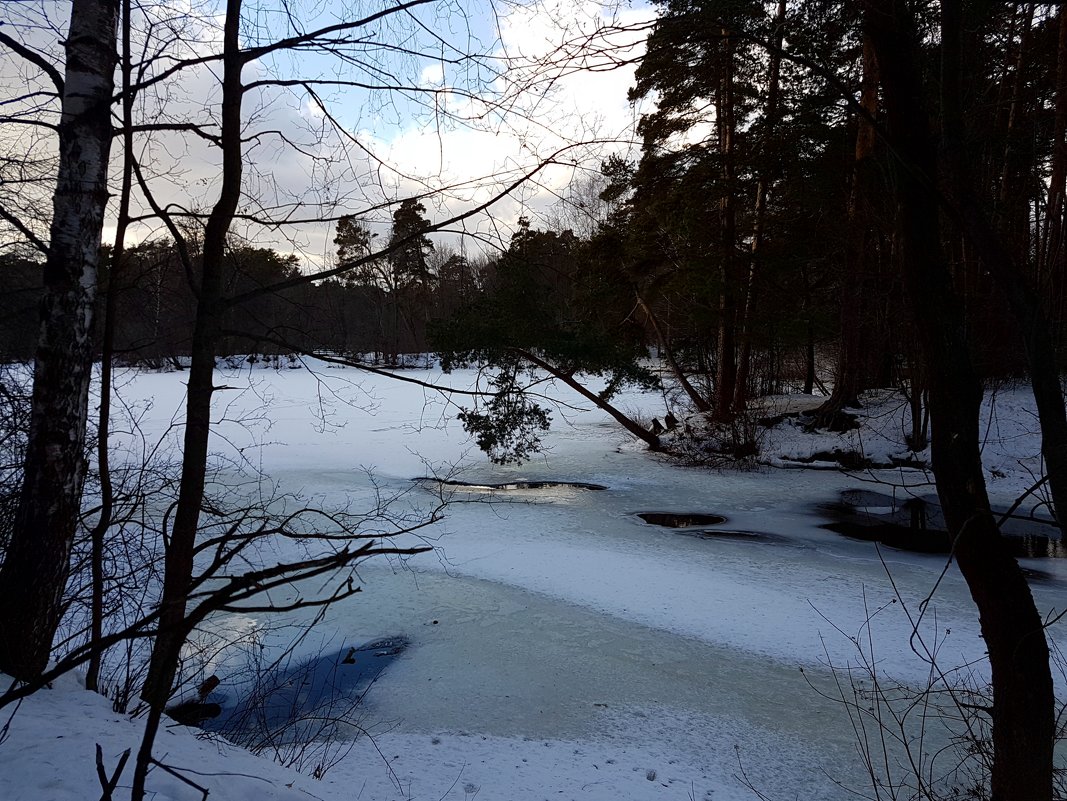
3;3;1064;415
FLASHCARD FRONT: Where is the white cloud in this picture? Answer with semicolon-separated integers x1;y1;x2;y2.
419;62;446;87
336;0;656;248
3;0;658;265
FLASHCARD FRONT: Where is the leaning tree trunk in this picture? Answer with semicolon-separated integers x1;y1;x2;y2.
0;0;120;681
866;4;1055;801
516;349;661;449
635;293;711;413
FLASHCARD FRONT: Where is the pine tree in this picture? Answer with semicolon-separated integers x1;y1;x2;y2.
387;199;434;358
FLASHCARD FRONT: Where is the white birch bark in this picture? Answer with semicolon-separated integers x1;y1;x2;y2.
0;0;120;680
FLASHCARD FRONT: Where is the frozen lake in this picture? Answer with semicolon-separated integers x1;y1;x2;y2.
113;362;1067;800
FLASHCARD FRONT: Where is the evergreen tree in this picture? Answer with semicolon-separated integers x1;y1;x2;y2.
334;215;375;274
628;0;836;418
387;199;435;359
432;218;660;462
388;198;434;293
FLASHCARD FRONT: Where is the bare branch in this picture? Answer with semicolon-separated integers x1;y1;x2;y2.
0;29;63;93
0;205;48;255
239;0;437;64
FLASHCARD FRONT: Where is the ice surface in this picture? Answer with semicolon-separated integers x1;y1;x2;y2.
7;362;1063;801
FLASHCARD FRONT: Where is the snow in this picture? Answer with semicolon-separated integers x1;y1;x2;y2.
1;362;1064;800
0;671;327;801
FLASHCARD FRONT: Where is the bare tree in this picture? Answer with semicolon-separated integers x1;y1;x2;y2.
0;5;605;800
62;1;597;796
0;0;120;681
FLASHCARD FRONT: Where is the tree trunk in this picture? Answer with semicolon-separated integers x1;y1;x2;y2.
713;27;738;422
866;4;1055;800
636;293;710;413
87;0;135;694
816;33;879;423
995;1;1035;256
0;0;119;681
938;1;1067;537
733;0;786;413
1041;9;1067;351
138;0;243;714
133;8;243;801
804;316;816;395
516;349;661;450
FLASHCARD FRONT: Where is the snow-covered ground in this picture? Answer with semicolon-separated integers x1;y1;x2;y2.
2;362;1063;800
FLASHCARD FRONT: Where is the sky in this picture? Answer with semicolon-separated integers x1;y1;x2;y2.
0;0;658;268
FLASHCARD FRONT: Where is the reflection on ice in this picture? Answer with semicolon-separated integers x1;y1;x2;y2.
823;489;1066;559
200;636;409;747
634;511;780;541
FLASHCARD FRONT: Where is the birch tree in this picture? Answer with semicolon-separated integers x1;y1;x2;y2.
0;0;119;681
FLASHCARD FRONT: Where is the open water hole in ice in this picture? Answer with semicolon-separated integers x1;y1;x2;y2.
822;487;1066;561
121;365;1066;798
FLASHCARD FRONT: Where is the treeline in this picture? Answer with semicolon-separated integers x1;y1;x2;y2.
0;199;487;366
1;3;1065;435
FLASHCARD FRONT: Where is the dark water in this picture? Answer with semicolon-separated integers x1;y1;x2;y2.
636;512;728;528
192;635;409;746
414;477;608;491
822;489;1064;560
634;511;778;542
